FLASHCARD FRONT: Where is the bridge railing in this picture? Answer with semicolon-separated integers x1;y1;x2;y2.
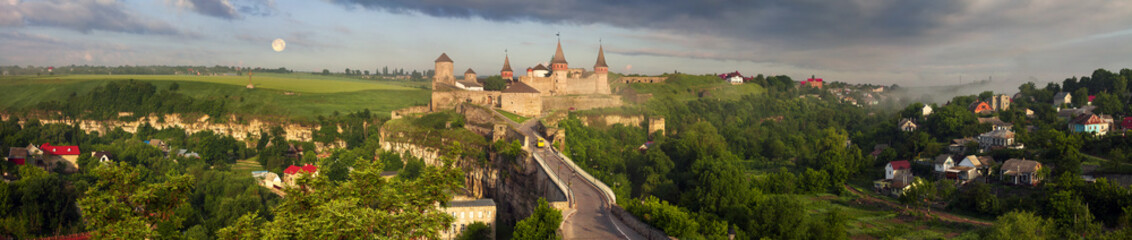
549;149;617;205
531;151;573;206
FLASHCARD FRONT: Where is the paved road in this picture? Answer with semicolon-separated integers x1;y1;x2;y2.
501;112;644;239
535;148;645;239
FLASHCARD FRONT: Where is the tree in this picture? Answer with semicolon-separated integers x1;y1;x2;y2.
456;222;492;240
322;69;330;75
1073;87;1089;106
364;70;370;76
79;162;196;239
898;177;934;209
682;157;753;216
623;196;699;238
220;149;464;239
483;76;507;91
926;105;978;140
1047;191;1102;238
747;195;807;240
986;211;1051;240
512;198;562;240
1093;92;1124;115
345;68;351;75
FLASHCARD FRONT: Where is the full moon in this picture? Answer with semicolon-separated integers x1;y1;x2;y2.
271;38;286;52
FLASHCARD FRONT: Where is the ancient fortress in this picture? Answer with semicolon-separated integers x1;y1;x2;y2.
429;41;621;117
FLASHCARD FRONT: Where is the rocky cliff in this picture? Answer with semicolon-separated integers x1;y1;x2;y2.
0;113;347;148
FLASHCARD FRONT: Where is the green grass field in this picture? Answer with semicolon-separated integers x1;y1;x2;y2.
231;158;266;172
0;74;431;121
797;193;982;239
11;73;421;93
495;109;529;123
625;74;765;102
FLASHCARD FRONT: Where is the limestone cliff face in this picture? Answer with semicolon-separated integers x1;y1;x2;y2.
379;117;556;225
3;113;329;145
580;114;645;128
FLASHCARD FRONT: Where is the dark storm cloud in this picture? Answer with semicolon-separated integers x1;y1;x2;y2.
1;0;181;35
330;0;965;48
174;0;275;19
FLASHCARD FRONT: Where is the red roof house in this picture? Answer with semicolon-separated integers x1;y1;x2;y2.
889;160;911;170
40;143;80;155
1123;117;1132;130
801;77;824;89
283;164;319;186
885;160;911;180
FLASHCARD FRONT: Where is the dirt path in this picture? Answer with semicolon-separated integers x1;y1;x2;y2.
843;185;993;227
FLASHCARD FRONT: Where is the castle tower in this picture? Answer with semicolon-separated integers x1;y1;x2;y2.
501;54;514;80
551;40;569;94
551;40;569;71
594;44;611;94
434;53;454;89
464;68;477;81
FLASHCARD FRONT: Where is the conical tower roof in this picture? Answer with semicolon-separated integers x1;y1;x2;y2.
551;41;568;64
435;53;453;63
501;54;513;72
594;45;608;68
465;68;476;74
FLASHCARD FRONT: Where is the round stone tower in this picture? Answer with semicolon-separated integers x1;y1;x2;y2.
594;44;611;94
464;68;477;81
434;53;454;88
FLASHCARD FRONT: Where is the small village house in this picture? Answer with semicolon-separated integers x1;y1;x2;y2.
801;76;824;89
949;138;975;154
91;151;114;163
921;105;933;116
969;101;993;114
1053;92;1072;106
252;171;283;189
1069;113;1110;136
945;166;978;184
885;160;911;180
283;164;319;187
978;129;1020;150
933;154;955;174
958;155;996;176
40;143;80;172
898;119;917;132
1001;159;1042;186
874;171;915;197
7;147;27;165
147;139;170;153
978;117;1012;131
990;94;1011;111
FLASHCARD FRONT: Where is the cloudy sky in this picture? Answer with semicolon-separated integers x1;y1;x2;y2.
3;0;1132;87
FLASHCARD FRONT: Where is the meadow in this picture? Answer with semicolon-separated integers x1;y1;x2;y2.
0;74;431;121
617;74;766;102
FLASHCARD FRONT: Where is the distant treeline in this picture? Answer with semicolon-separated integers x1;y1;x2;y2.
0;65;292;75
34;80;229;121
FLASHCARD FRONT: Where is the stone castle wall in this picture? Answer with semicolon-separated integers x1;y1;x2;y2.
430;90;501;112
542;95;623;112
502;92;542;117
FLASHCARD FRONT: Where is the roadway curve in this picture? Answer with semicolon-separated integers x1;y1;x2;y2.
507;114;645;240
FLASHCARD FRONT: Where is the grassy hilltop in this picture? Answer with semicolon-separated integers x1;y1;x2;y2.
0;73;431;121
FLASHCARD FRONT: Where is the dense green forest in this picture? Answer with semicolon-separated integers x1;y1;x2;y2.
561;70;1132;239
